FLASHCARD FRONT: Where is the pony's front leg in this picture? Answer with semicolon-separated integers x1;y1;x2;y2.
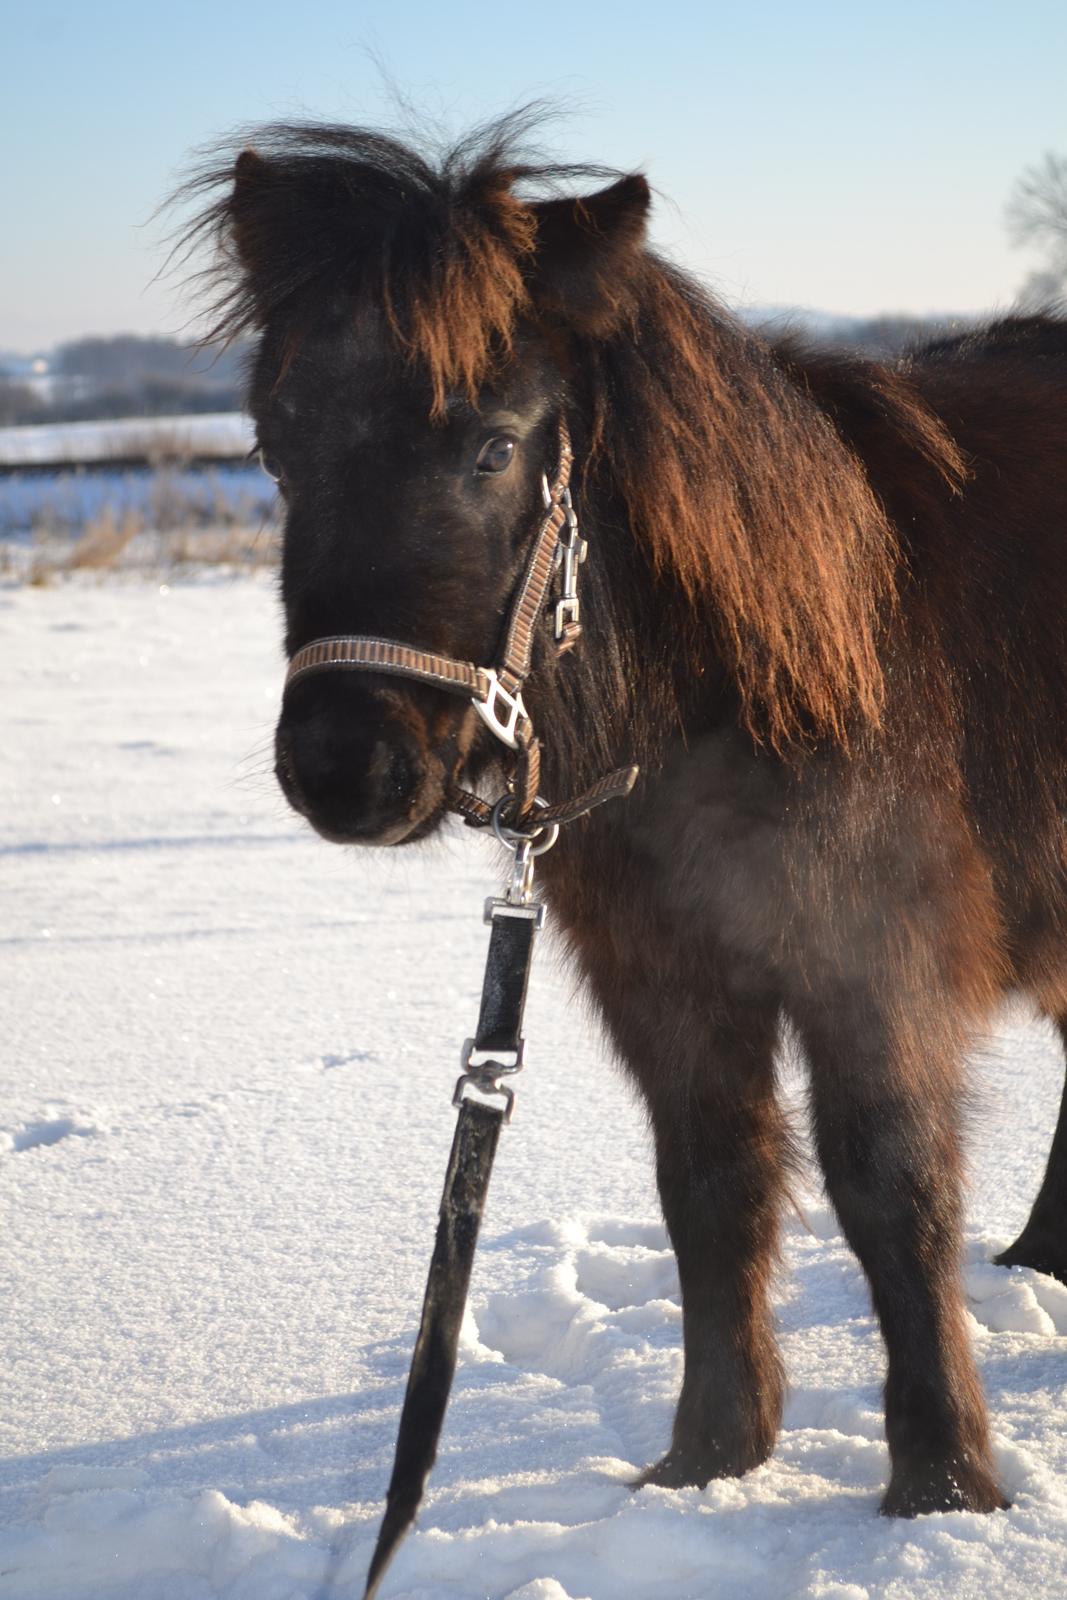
607;990;788;1487
794;996;1008;1516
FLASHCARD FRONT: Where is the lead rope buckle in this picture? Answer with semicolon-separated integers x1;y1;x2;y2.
452;797;558;1122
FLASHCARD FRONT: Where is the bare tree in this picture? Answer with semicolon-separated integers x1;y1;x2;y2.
1007;152;1067;308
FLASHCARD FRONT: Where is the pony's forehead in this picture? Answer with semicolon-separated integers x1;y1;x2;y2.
258;295;389;367
252;303;557;427
253;304;418;411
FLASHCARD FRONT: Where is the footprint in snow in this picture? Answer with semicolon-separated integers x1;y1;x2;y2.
316;1049;380;1072
469;1218;684;1469
584;1219;668;1251
573;1243;679;1312
966;1256;1067;1336
473;1218;680;1380
4;1115;98;1155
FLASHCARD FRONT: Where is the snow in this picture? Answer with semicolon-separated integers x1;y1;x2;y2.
0;413;251;467
3;572;1067;1599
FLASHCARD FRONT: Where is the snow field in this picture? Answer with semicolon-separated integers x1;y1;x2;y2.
2;574;1067;1598
0;414;252;468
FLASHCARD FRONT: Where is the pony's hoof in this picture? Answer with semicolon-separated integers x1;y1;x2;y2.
995;1231;1067;1286
632;1451;711;1490
881;1462;1010;1517
632;1439;770;1490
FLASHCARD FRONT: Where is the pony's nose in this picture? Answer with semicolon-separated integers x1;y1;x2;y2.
275;700;426;842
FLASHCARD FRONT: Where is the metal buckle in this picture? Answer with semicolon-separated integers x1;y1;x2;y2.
481;794;556;919
554;595;581;637
484;895;545;927
453;1075;516;1120
552;490;588;643
461;1039;525;1073
474;669;529;750
454;1040;525;1121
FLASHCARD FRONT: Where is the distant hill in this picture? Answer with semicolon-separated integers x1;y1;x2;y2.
0;335;249;427
741;306;976;356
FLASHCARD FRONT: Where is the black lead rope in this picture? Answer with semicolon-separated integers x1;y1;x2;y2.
362;849;543;1600
361;1100;502;1600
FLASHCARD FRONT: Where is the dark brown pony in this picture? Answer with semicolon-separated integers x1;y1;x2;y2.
180;114;1067;1518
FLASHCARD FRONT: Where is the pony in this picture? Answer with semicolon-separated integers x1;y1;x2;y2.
179;113;1067;1518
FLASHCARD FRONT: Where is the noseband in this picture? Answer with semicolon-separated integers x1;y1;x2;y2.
283;417;637;837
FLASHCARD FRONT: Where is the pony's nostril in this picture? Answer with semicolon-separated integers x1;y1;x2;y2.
276;705;431;841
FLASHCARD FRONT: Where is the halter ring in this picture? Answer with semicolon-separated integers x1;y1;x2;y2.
490;794;560;856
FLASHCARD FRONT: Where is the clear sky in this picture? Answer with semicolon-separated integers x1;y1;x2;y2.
4;0;1065;352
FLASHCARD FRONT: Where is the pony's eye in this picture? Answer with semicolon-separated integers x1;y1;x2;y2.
257;447;285;484
475;435;516;474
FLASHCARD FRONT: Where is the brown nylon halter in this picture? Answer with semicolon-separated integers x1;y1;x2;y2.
283;417;637;833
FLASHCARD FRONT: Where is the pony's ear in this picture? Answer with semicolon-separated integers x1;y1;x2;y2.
229;148;277;275
528;174;651;334
226;146;372;314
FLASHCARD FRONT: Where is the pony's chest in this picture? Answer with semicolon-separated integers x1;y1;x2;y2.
640;735;794;935
552;730;800;972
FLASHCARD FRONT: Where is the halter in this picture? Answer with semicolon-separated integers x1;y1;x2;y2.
283;417;637;837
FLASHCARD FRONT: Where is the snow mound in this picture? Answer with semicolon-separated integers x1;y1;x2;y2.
2;1476;317;1600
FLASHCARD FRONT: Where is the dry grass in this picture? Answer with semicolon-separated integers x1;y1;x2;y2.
63;507;145;570
3;456;280;585
19;516;279;586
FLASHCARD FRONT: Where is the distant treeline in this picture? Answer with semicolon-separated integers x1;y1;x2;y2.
750;311;973;358
0;336;248;427
0;317;971;428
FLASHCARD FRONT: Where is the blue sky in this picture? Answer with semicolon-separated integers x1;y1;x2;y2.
4;0;1065;351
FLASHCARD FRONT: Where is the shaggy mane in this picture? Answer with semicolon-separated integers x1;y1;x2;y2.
175;115;970;751
172;113;616;414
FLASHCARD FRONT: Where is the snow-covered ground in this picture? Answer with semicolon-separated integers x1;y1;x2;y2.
0;414;251;468
3;573;1067;1599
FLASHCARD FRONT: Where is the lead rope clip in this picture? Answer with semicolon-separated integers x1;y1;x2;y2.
451;797;558;1124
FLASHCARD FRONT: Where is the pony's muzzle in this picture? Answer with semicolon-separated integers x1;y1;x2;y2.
275;676;444;845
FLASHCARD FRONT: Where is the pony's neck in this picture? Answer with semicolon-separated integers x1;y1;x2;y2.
562;261;901;757
530;451;732;805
